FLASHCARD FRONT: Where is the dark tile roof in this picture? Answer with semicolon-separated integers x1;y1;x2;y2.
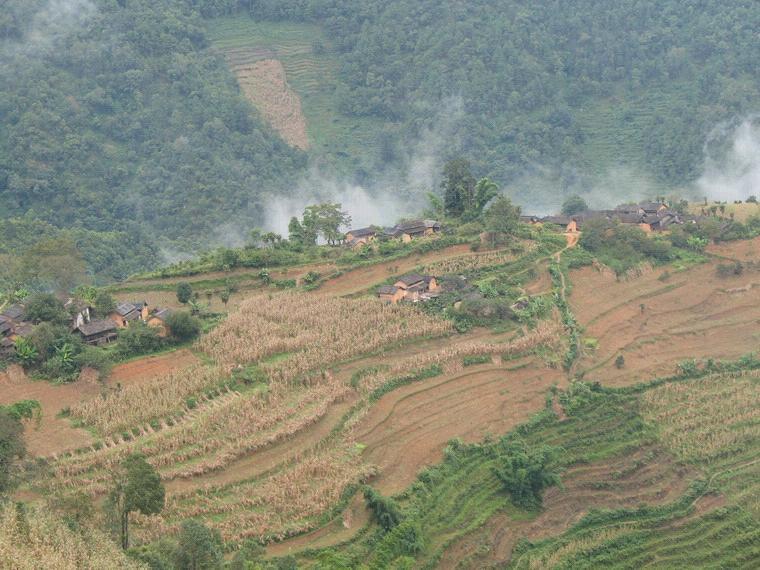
347;227;376;238
77;319;117;337
1;337;14;348
151;308;172;321
616;213;644;224
0;321;11;335
1;304;25;321
376;285;398;295
541;216;574;225
639;202;666;213
396;274;426;287
115;302;142;317
13;323;34;337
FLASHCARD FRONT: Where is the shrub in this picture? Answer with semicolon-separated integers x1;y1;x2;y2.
165;312;201;342
615;355;625;369
176;282;192;304
118;323;163;356
493;437;560;508
364;487;403;530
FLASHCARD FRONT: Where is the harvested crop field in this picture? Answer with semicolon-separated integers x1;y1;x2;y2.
227;57;309;149
569;249;760;384
357;359;565;494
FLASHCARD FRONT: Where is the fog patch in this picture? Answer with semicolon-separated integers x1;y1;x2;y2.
261;97;465;235
697;116;760;202
1;0;96;59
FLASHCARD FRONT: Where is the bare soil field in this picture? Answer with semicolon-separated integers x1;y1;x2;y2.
0;350;200;458
707;234;760;261
569;245;760;384
357;359;565;495
109;349;201;388
439;447;697;568
0;365;97;456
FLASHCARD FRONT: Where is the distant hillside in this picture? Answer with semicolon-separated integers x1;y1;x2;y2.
2;0;759;282
221;0;759;194
0;0;305;276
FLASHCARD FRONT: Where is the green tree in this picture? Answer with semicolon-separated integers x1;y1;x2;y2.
288;217;305;245
484;195;521;246
174;519;223;570
117;322;163;356
0;409;24;495
94;291;116;318
615;355;625;369
441;158;476;217
493;438;560;508
302;203;352;245
110;453;165;549
176;282;193;304
165;312;201;342
561;195;589;216
24;293;68;325
14;337;39;367
219;289;231;307
469;178;499;219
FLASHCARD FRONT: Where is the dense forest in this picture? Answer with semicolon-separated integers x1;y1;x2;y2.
2;0;759;284
0;0;304;281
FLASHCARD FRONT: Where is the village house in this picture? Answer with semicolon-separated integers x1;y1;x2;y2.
385;220;442;243
540;215;580;233
344;227;378;249
147;307;173;337
377;273;440;304
64;298;93;330
376;285;406;304
1;304;26;323
109;301;149;328
76;319;117;346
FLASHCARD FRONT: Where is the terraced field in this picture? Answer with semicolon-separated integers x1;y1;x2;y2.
569;238;760;384
206;18;384;166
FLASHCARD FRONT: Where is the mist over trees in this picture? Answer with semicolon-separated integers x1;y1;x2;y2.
2;0;759;283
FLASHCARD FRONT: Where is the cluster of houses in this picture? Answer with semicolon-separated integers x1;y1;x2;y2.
345;219;442;249
377;273;440;304
0;298;174;358
523;202;687;234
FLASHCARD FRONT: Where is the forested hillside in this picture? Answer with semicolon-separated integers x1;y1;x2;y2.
0;0;304;279
2;0;759;283
237;0;759;186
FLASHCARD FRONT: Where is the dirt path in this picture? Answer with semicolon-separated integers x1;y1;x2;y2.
0;365;99;456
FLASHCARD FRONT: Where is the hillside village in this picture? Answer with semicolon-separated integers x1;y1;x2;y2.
1;187;759;569
0;298;174;359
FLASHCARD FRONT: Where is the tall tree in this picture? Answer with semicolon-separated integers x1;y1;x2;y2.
302;203;352;245
469;178;500;219
441;158;476;217
109;453;165;549
561;195;589;216
174;519;224;570
484;195;521;246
